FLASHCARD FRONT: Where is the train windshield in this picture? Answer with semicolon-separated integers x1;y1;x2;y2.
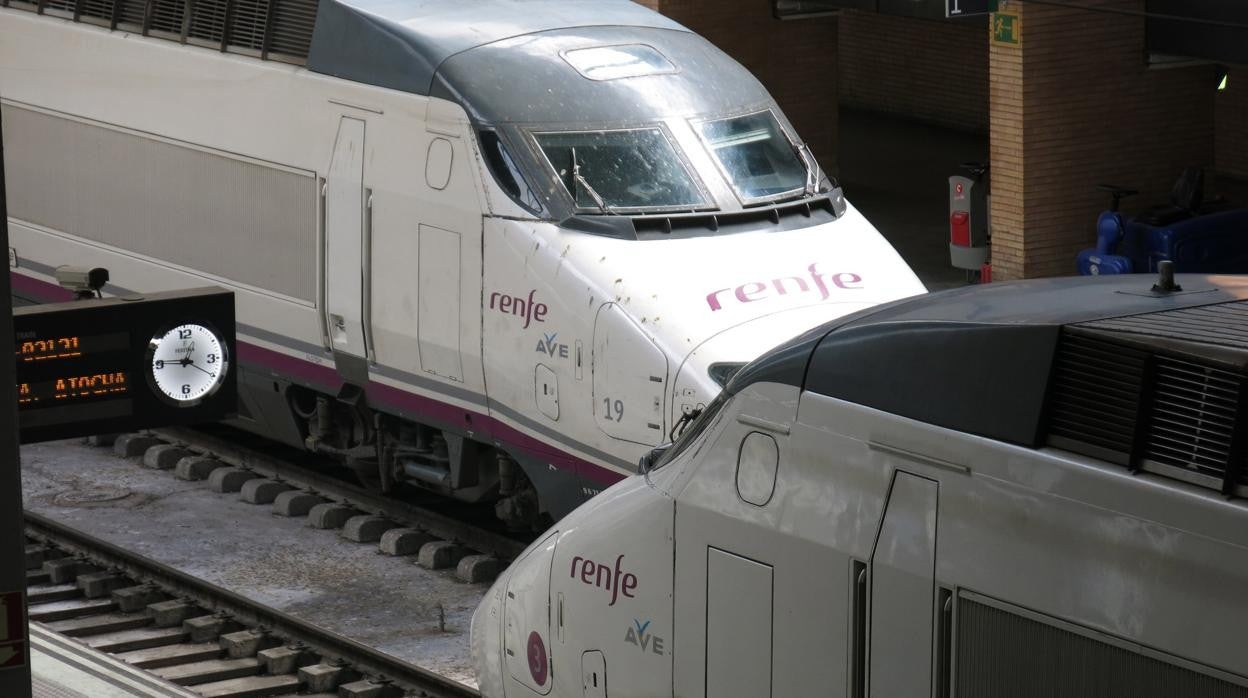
697;111;808;202
534;128;707;211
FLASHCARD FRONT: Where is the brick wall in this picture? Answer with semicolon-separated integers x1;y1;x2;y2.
644;0;839;169
839;11;989;132
989;0;1216;280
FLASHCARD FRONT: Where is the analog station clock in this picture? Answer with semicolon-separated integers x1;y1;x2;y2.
146;322;229;406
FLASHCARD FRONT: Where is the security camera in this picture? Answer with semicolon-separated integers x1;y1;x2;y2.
54;265;109;299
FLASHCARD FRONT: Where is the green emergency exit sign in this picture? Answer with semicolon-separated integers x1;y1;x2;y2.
993;12;1020;46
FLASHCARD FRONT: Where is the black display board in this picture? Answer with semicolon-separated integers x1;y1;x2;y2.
13;287;236;443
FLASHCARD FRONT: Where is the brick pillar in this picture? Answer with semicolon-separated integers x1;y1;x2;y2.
989;0;1216;280
646;1;839;171
988;1;1026;279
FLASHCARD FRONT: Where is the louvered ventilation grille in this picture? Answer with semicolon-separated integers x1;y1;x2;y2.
148;0;185;34
9;0;314;62
1144;357;1240;479
1046;334;1148;465
958;598;1248;697
267;0;316;58
227;0;269;51
41;0;76;13
188;0;228;43
117;0;146;27
1046;330;1247;493
78;0;114;22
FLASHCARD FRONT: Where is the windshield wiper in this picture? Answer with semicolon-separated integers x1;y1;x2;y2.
796;142;823;197
570;147;612;214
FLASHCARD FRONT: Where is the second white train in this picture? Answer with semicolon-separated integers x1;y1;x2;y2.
474;274;1248;697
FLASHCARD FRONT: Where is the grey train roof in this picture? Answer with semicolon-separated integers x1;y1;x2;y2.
308;0;776;124
729;275;1248;492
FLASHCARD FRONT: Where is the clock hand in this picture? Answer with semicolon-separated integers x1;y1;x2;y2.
188;363;214;377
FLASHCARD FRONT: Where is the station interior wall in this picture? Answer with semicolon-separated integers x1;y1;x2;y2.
838;11;989;133
644;0;1241;281
989;0;1218;280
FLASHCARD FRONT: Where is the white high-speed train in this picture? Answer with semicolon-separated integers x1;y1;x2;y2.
473;274;1248;697
0;0;924;527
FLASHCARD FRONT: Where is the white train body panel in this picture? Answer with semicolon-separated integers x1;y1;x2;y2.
1;3;924;520
480;207;916;488
474;276;1248;696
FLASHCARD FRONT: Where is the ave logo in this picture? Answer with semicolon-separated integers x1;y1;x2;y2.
624;619;665;656
535;333;569;359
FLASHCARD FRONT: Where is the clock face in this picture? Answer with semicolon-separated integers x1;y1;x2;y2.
147;323;228;406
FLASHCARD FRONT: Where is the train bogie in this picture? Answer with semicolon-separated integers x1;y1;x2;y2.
474;274;1248;696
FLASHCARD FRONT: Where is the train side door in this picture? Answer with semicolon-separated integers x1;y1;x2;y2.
670;383;800;698
412;105;485;390
322;116;373;379
865;471;939;698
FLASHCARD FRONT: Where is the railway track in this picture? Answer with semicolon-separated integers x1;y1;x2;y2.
117;426;530;576
24;511;480;698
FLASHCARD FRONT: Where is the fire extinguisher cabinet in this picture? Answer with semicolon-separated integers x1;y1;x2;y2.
949;165;990;272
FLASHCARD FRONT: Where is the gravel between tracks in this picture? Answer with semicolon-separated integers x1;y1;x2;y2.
20;438;486;688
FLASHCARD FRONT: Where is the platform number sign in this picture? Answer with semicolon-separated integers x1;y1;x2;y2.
947;0;994;17
0;591;26;670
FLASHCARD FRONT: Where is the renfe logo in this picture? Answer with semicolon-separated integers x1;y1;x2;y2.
490;290;548;329
570;554;637;606
706;263;862;311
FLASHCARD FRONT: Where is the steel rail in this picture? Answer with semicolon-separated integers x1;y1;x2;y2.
24;510;481;698
154;426;529;561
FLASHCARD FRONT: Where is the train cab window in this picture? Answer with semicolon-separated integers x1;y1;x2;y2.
479;130;542;214
534;128;708;212
696;110;809;203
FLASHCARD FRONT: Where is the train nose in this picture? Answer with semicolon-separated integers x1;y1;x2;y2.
471;577;508;696
471;531;559;696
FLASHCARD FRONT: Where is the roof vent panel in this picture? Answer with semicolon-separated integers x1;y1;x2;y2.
188;0;228;43
1045;333;1148;465
1143;356;1241;481
227;0;269;52
267;0;317;59
148;0;187;36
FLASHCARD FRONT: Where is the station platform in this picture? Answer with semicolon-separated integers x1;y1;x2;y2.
29;623;196;698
